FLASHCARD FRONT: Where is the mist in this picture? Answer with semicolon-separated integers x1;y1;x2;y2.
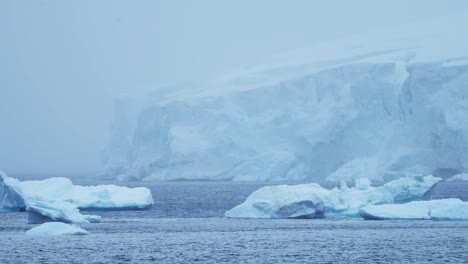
1;0;466;175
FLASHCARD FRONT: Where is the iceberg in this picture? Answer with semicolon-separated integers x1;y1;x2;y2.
27;200;102;224
225;175;441;219
26;222;90;236
20;177;154;210
447;173;468;182
0;171;153;217
359;199;468;221
102;15;468;182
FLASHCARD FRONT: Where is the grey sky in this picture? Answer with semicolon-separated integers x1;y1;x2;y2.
1;0;467;175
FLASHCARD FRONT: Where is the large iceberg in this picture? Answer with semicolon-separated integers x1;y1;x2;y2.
102;15;468;182
0;171;153;213
225;175;441;219
359;199;468;221
26;222;90;236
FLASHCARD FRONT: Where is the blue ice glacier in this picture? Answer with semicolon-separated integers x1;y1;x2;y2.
102;15;468;182
26;222;90;236
225;175;441;219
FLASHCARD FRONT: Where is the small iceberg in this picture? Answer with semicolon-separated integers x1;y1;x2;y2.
225;175;441;219
26;222;90;236
447;173;468;182
27;200;101;224
359;199;468;221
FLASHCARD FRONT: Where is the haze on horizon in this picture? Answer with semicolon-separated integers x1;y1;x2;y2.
1;0;467;176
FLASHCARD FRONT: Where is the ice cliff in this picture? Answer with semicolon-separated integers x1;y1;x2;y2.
103;16;468;182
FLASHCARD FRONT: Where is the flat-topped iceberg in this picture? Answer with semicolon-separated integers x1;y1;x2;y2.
26;222;90;236
20;177;154;210
359;199;468;221
225;175;441;219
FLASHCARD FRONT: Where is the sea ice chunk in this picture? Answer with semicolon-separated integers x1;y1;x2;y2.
27;200;102;224
26;222;90;236
359;199;468;221
225;175;441;219
447;173;468;182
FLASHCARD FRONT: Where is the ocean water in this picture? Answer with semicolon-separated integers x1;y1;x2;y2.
1;180;468;263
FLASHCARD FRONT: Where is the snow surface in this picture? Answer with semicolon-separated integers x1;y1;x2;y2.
447;173;468;182
26;222;90;236
359;199;468;221
103;15;468;182
225;175;441;219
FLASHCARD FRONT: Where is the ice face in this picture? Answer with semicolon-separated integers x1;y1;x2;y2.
102;17;468;182
0;170;25;211
359;199;468;221
225;175;441;219
26;222;90;236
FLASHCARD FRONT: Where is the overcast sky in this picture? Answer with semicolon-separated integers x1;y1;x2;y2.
1;0;467;176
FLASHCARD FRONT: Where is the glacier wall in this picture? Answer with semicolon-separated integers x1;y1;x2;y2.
102;59;468;181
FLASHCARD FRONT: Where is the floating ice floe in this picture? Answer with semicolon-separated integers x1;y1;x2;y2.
225;175;441;219
359;199;468;221
447;173;468;182
26;222;90;236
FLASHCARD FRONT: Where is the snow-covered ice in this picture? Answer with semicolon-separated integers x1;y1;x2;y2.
359;199;468;221
26;222;90;236
102;15;468;182
225;175;441;219
447;173;468;182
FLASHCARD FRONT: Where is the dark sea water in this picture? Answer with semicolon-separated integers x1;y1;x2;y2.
1;180;468;264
